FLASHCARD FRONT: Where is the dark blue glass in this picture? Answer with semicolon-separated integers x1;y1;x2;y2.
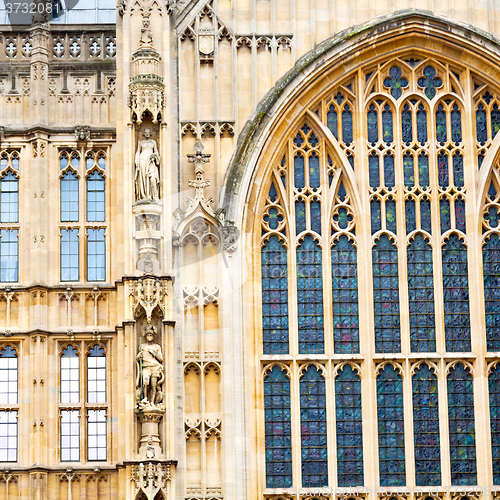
438;153;449;189
417;104;428;143
451;104;462;144
327;104;338;140
342;105;353;144
408;235;435;352
382;105;393;144
455;198;466;232
373;235;400;353
295;200;306;234
447;363;476;485
262;236;289;355
310;200;321;235
384;66;408;100
421;198;432;234
488;365;500;483
294;155;305;190
386;198;397;233
402;104;412;144
442;235;470;352
405;199;416;234
419;155;430;189
371;200;381;234
413;364;441;485
332;235;359;354
367;104;378;144
384;155;395;188
483;234;500;351
403;152;414;188
309;154;320;189
377;364;405;486
436;104;447;143
440;199;451;234
453;154;464;189
264;366;292;488
297;236;324;354
300;365;327;488
369;154;379;188
418;66;442;100
336;365;363;486
476;103;487;144
492;103;500;138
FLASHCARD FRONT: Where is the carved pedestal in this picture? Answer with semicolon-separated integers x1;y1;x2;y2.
136;408;164;458
133;202;163;273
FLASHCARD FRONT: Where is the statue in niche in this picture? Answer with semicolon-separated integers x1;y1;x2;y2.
136;324;165;410
135;128;160;202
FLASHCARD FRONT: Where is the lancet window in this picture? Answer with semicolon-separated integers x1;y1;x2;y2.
0;152;19;283
59;149;108;282
59;342;108;463
258;57;500;491
0;344;18;462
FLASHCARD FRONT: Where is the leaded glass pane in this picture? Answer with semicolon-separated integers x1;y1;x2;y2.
447;363;476;485
264;366;292;488
300;365;327;488
309;154;320;189
0;345;17;405
87;409;106;461
442;235;470;352
342;105;353;144
489;365;500;484
405;199;416;234
294;155;305;189
413;364;441;486
60;410;79;462
87;345;106;403
87;228;106;281
262;236;289;355
332;235;359;354
483;234;500;351
60;171;79;222
87;171;105;222
0;230;18;282
408;235;435;352
335;365;363;486
371;200;381;234
310;200;321;234
377;364;405;486
373;235;400;353
295;200;306;234
60;345;79;404
0;172;18;223
386;198;397;233
421;198;432;233
297;236;324;354
327;104;338;139
60;229;79;282
0;411;17;462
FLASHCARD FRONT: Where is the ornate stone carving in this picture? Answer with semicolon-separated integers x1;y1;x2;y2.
221;223;240;252
130;462;170;500
74;125;91;142
135;128;160;201
129;277;168;323
128;14;165;124
136;324;165;411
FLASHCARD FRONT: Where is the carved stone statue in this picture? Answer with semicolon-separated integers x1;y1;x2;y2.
136;324;164;409
135;128;160;201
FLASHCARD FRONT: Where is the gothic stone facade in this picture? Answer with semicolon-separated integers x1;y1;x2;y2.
0;2;499;500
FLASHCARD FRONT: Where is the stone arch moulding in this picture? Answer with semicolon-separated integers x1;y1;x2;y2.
221;9;500;227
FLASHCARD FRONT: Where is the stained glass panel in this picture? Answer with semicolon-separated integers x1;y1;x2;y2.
294;155;305;189
295;200;306;234
447;363;476;485
377;364;405;486
373;235;400;353
384;66;408;100
436;104;447;143
440;199;451;234
264;366;292;488
483;234;500;351
476;104;487;144
386;198;397;233
421;198;432;233
310;200;321;234
453;154;464;188
455;199;466;232
342;105;353;144
451;104;462;144
403;152;414;188
418;155;430;189
332;235;359;354
408;235;435;352
438;153;449;188
309;154;320;189
412;364;441;486
493;103;500;138
327;104;338;140
371;200;381;234
336;365;363;486
417;104;428;143
418;66;442;100
368;104;378;144
442;235;470;352
262;236;289;355
297;236;324;354
369;154;379;188
402;104;412;144
405;199;416;234
384;155;395;188
382;105;393;144
488;365;500;484
300;365;328;488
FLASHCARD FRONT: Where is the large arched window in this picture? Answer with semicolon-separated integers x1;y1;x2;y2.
256;51;500;493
